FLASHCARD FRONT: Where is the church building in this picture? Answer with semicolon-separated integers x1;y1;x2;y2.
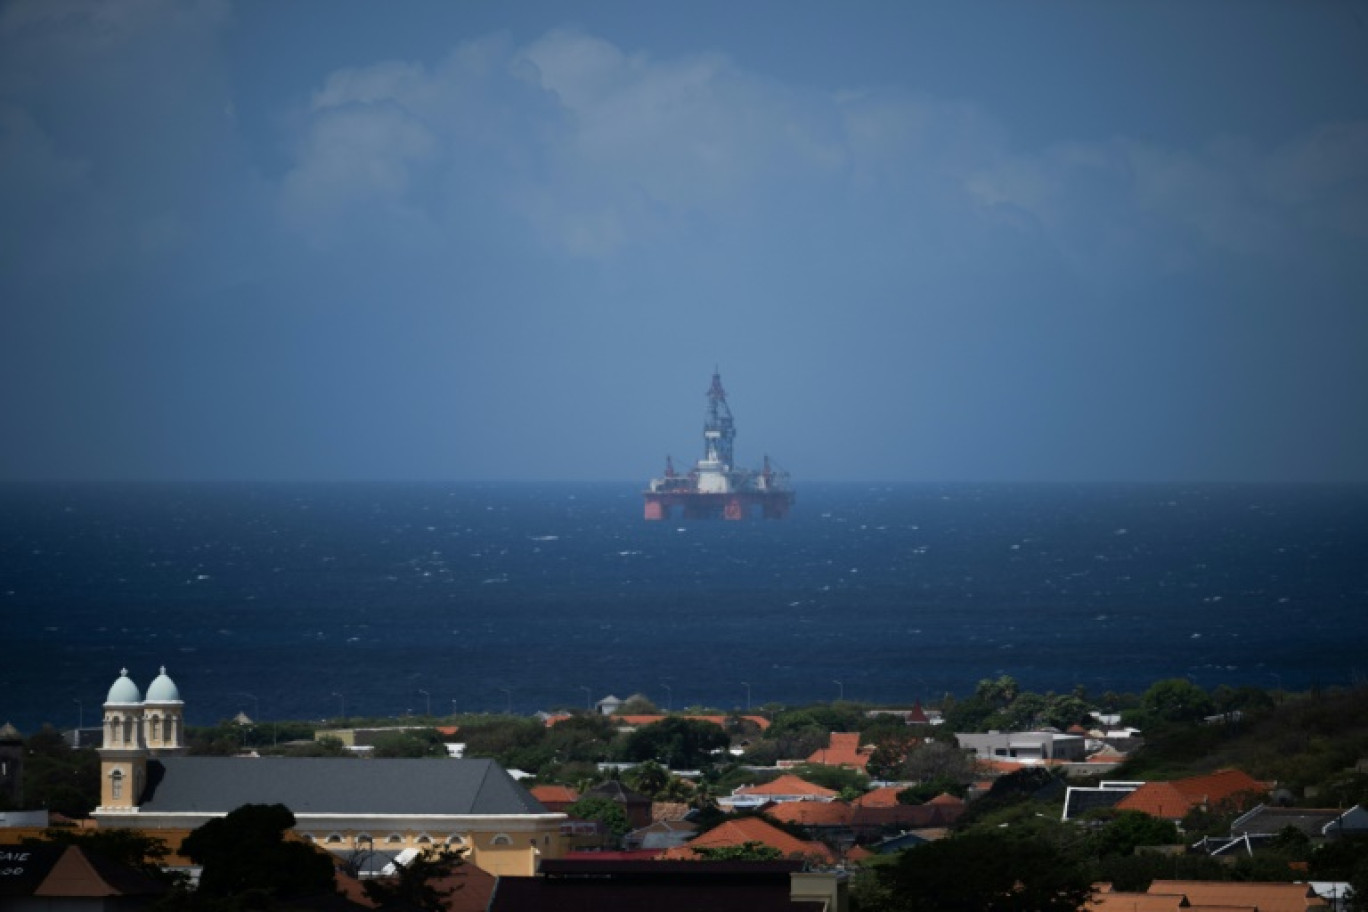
92;668;567;877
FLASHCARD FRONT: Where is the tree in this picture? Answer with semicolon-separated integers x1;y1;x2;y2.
1139;678;1214;724
866;730;920;780
616;694;659;715
566;796;631;840
180;803;336;904
618;717;729;769
371;729;445;758
623;760;671;797
870;831;1093;912
901;740;975;786
20;726;100;818
1089;810;1180;858
976;676;1021;709
362;847;464;912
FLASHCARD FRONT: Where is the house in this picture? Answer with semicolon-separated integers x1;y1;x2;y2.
1115;769;1269;822
595;695;625;716
1146;880;1322;912
719;775;837;810
659;816;835;863
527;784;579;814
0;843;172;911
865;702;939;726
579;780;653;830
1193;804;1368;856
801;733;875;771
1231;804;1368;840
624;818;698;852
1061;781;1146;821
89;667;567;878
336;855;496;912
489;859;847;912
956;731;1088;763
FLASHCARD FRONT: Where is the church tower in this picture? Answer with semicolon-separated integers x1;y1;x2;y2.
97;669;148;813
143;667;185;755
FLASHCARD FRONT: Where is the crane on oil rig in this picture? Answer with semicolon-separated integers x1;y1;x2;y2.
643;370;794;520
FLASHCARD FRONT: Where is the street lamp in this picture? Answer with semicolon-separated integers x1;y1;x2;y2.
580;686;591;711
332;692;346;719
450;698;458;718
661;681;673;713
418;689;431;716
741;682;751;712
499;688;512;715
72;699;83;748
833;680;844;702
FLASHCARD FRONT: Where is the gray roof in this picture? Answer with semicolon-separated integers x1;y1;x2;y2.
1232;806;1345;837
139;757;548;816
1062;786;1134;820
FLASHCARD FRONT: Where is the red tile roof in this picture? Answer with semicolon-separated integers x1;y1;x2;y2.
854;786;904;808
765;801;853;827
804;732;874;769
612;714;772;731
529;785;579;806
660;817;834;863
736;775;838;799
1117;770;1269;820
1148;881;1318;912
1087;891;1190;912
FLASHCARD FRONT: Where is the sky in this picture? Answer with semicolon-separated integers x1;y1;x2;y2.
2;0;1367;484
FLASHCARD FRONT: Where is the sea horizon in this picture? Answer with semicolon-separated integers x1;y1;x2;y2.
3;480;1366;735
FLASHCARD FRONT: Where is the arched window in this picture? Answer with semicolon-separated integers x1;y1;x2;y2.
149;715;161;741
416;835;433;846
110;769;124;800
325;833;344;845
385;834;404;845
490;834;512;846
445;835;467;847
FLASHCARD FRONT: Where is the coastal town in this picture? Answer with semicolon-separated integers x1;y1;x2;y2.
2;669;1367;910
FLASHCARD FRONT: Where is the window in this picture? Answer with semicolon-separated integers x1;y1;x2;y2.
386;834;404;845
110;769;124;800
490;834;512;846
325;833;344;845
416;835;433;846
445;835;467;847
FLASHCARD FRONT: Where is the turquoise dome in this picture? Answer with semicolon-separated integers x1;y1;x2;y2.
145;666;181;703
106;669;142;704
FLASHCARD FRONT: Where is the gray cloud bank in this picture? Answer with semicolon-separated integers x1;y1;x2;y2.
2;2;1366;482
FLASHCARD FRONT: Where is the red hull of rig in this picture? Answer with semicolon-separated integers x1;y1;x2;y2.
643;372;794;521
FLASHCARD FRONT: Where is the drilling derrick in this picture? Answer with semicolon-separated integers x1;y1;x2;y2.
644;371;794;521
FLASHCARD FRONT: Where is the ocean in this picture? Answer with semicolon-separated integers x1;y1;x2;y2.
2;482;1366;734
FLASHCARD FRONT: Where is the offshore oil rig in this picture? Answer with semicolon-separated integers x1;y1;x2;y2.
644;371;794;520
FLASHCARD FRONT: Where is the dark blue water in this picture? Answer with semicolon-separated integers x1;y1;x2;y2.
2;482;1365;733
